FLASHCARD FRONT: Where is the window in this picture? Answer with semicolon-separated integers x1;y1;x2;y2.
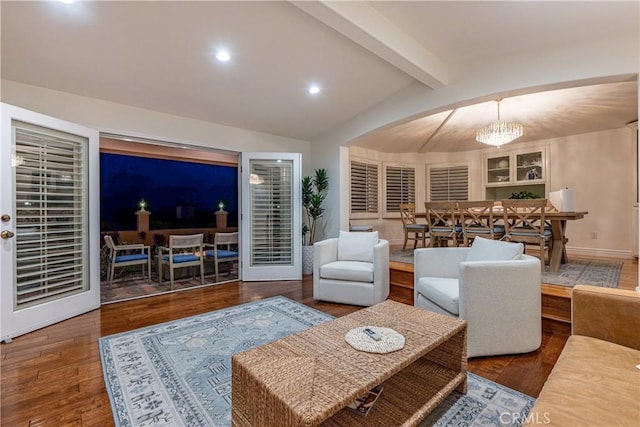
350;160;378;216
385;165;415;213
429;165;469;201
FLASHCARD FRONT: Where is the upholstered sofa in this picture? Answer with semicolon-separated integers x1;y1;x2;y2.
525;285;640;426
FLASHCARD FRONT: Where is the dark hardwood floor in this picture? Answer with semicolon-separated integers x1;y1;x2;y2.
1;256;636;426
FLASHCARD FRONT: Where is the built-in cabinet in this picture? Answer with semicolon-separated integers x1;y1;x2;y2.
484;147;548;200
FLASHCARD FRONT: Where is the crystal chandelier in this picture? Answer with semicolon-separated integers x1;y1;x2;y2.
476;99;523;147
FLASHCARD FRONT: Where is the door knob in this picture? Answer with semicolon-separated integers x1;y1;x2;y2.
1;230;15;239
1;214;9;222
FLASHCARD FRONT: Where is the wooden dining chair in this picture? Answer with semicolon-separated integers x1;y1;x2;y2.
501;199;552;270
399;203;428;250
457;201;505;246
424;201;459;247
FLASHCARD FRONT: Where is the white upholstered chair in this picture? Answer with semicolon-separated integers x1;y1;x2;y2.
414;237;542;357
313;231;389;306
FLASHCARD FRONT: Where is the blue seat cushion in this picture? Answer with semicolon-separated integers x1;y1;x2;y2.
510;227;552;237
406;224;428;230
205;250;238;259
162;254;200;263
113;254;148;263
431;226;455;233
465;225;505;234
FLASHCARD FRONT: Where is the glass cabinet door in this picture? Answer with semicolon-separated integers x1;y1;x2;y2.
486;155;511;184
515;151;544;183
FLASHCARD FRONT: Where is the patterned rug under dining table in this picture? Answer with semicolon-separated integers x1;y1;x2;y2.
231;300;467;426
415;207;588;272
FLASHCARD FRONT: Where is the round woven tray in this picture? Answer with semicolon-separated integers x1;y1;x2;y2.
345;326;405;354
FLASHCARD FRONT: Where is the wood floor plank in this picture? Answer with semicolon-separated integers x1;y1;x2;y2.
1;256;636;426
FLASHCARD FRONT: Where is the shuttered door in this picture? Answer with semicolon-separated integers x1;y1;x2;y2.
13;121;88;309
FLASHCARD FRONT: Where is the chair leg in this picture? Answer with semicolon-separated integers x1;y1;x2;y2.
413;233;418;249
403;232;408;251
215;260;219;282
147;259;151;283
170;268;174;290
109;264;115;286
200;263;204;285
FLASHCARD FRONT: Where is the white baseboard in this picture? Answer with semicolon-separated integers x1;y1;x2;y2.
566;246;634;260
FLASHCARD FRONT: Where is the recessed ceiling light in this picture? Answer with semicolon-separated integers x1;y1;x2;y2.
59;0;75;4
216;50;231;62
308;85;321;95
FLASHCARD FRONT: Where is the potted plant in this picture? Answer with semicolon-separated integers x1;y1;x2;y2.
302;168;328;275
509;191;540;199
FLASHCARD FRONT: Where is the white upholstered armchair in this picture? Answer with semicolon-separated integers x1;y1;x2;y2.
313;231;389;306
414;237;542;358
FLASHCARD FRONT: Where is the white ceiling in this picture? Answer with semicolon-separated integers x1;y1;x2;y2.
1;1;638;152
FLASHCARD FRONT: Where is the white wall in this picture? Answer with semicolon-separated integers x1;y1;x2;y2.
1;80;313;173
347;127;636;257
549;127;636;257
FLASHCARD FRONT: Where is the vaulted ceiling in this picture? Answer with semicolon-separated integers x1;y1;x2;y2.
1;1;638;152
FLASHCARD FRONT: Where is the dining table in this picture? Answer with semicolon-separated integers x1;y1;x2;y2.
416;208;588;272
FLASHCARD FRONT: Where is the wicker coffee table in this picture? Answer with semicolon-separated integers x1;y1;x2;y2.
231;300;467;426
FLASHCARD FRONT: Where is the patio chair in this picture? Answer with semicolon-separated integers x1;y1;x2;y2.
204;232;238;281
104;235;151;286
157;233;204;289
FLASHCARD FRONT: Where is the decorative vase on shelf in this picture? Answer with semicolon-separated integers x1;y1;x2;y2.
498;159;509;168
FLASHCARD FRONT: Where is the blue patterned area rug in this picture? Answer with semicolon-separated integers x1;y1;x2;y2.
542;258;622;288
99;296;534;427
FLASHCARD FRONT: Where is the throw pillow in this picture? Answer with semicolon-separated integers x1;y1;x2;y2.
466;236;524;262
337;230;379;263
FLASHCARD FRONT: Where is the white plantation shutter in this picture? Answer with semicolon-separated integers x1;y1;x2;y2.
350;160;378;214
385;165;415;212
249;159;293;266
429;165;469;201
13;121;88;308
